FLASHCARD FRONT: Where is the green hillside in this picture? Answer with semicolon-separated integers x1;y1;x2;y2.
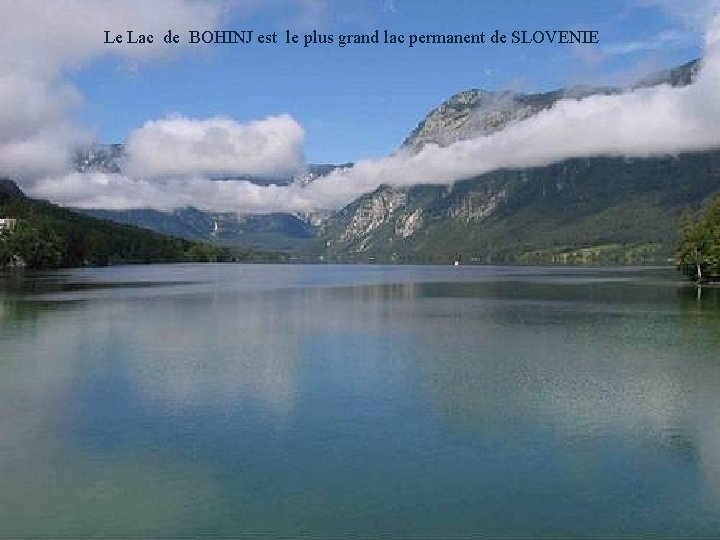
313;151;720;264
0;179;233;268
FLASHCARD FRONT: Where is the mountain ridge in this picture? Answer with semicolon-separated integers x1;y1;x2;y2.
71;151;348;250
73;58;716;263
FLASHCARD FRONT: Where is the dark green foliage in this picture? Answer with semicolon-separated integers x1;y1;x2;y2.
185;242;232;262
0;236;11;266
5;221;64;268
677;197;720;280
0;180;238;269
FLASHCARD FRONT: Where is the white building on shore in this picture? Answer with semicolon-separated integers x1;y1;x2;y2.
0;218;17;233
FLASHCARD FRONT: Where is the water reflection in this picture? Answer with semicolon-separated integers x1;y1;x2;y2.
1;265;720;536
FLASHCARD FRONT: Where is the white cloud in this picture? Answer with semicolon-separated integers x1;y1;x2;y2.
0;0;227;77
125;114;306;179
30;172;317;213
0;75;89;177
0;0;227;180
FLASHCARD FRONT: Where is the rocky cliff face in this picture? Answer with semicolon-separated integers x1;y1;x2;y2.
402;89;559;151
340;189;406;243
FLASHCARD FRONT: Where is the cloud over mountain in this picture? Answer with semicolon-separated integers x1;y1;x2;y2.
302;13;720;210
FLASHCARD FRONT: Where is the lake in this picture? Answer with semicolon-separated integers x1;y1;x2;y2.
1;264;719;537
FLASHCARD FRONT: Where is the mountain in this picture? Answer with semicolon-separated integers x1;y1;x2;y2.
82;207;317;252
73;143;125;173
403;59;700;153
0;179;235;268
315;151;720;264
72;149;346;251
312;59;716;264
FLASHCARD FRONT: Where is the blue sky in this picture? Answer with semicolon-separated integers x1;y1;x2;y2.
71;0;703;164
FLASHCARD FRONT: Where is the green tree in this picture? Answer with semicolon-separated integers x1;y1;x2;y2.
677;197;720;280
0;235;12;266
7;221;64;268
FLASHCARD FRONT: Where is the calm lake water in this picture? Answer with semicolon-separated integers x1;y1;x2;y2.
1;264;720;537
